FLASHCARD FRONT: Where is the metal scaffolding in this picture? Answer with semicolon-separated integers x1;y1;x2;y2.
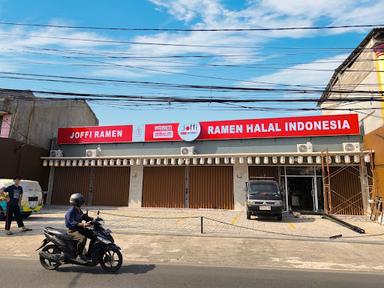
367;151;383;223
321;151;372;216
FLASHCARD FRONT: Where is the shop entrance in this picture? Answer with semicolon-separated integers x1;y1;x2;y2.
280;166;323;212
287;177;314;211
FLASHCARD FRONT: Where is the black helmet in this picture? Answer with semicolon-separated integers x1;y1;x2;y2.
69;193;85;207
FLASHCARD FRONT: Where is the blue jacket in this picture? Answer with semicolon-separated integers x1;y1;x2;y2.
65;206;83;230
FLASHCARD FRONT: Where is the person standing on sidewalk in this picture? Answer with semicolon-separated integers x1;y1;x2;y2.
0;176;32;235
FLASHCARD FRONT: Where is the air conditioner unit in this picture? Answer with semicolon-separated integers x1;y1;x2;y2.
342;142;360;152
180;146;195;156
297;142;313;153
85;149;100;158
50;150;63;157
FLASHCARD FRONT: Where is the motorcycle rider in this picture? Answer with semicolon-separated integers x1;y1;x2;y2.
65;193;93;261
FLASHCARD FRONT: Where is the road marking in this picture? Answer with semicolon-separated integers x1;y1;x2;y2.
231;214;241;225
288;223;296;231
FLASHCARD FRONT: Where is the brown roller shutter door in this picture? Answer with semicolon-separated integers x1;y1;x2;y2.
189;166;234;209
330;166;364;215
142;167;185;208
249;166;279;180
92;167;130;206
52;167;91;205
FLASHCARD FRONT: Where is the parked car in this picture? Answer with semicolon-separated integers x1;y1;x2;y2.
246;179;284;221
0;179;44;220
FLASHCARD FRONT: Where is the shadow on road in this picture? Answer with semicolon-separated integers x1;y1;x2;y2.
56;264;156;275
254;216;316;223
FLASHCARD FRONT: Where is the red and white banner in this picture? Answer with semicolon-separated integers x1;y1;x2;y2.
199;114;360;140
145;123;179;142
57;125;133;144
58;114;360;144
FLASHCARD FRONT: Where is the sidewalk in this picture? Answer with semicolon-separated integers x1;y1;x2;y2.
26;206;384;241
1;207;384;272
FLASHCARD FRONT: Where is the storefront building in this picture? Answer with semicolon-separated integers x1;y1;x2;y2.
42;113;373;215
320;28;384;202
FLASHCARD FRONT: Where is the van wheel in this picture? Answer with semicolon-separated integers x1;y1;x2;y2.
246;211;252;220
277;214;283;221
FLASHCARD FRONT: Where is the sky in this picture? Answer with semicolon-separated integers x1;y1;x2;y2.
0;0;381;125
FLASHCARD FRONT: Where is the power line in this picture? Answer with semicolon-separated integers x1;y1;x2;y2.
0;31;381;51
4;86;384;102
6;52;384;75
11;46;384;58
2;71;384;96
2;52;383;90
3;46;384;70
0;71;345;94
7;94;383;113
58;53;384;89
0;20;382;32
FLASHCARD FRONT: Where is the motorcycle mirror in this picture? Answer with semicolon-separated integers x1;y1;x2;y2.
97;210;100;216
86;210;88;215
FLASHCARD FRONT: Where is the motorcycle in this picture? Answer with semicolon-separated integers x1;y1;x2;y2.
37;211;123;272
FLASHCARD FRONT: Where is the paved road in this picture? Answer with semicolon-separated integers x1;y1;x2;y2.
0;258;383;288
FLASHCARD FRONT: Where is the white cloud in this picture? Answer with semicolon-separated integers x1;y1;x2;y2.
127;0;381;74
0;24;110;52
148;0;384;38
1;1;383;81
0;60;19;72
257;0;354;18
149;0;223;22
238;54;349;93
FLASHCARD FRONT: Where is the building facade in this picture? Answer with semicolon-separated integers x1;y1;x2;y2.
0;88;98;188
0;88;98;149
321;28;384;201
43;114;372;215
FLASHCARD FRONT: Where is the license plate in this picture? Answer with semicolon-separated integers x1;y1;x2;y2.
29;201;38;208
259;206;271;211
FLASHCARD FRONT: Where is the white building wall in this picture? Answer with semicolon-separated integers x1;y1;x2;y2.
322;71;384;134
233;163;248;211
128;165;143;208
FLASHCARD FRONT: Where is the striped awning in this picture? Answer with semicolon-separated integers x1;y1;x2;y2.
41;151;373;167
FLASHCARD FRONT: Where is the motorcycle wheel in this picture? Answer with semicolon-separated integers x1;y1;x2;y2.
99;248;123;273
39;244;61;270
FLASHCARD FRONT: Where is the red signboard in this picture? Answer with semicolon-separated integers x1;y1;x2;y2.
199;114;360;140
145;123;180;142
57;114;360;144
57;125;133;144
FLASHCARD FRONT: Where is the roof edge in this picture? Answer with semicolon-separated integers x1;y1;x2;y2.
319;28;384;105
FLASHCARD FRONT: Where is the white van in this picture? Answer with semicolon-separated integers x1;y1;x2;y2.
0;179;44;219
